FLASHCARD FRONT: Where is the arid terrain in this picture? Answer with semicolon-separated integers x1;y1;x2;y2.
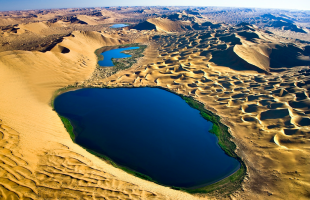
0;6;310;200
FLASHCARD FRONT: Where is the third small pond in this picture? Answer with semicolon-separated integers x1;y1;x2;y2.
54;87;240;188
110;23;129;28
98;46;140;67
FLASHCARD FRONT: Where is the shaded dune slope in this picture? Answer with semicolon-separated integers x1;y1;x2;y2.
210;46;268;73
232;28;310;73
133;21;157;30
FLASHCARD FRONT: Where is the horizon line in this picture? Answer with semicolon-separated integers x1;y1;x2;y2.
1;5;309;12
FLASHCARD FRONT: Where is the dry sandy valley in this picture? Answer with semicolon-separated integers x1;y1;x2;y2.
0;6;310;200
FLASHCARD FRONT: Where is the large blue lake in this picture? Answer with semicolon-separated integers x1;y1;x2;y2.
110;24;129;28
54;87;240;188
98;47;139;67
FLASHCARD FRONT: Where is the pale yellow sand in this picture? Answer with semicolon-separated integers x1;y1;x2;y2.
76;15;100;25
17;22;49;35
147;18;185;32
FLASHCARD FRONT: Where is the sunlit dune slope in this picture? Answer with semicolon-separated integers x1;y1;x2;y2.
133;18;188;32
147;18;186;32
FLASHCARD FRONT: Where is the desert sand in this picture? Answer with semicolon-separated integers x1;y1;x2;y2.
0;6;310;200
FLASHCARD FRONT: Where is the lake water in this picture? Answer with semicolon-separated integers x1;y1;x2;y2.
98;47;140;67
110;24;129;28
54;87;240;188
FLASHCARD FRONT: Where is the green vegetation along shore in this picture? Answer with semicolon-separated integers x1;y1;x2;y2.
180;96;246;195
91;43;147;80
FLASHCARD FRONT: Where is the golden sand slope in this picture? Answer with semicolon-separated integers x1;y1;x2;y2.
17;22;49;35
76;15;100;25
147;18;186;32
97;30;310;199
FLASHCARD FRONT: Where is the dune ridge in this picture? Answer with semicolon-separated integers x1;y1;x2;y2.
147;18;186;32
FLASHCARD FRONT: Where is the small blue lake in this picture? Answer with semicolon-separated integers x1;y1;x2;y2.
98;47;140;67
54;87;240;188
110;24;129;28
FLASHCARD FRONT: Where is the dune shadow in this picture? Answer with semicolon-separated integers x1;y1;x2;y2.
270;45;310;70
210;47;267;73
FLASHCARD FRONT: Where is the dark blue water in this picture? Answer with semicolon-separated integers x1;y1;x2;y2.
110;24;129;28
98;47;139;67
54;87;240;188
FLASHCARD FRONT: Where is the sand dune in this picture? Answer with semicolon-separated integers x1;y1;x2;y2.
134;18;188;32
148;18;185;32
234;44;271;72
18;22;49;35
76;15;99;25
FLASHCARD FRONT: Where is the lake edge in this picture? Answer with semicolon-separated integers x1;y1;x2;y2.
110;23;130;28
51;84;246;194
98;46;140;67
